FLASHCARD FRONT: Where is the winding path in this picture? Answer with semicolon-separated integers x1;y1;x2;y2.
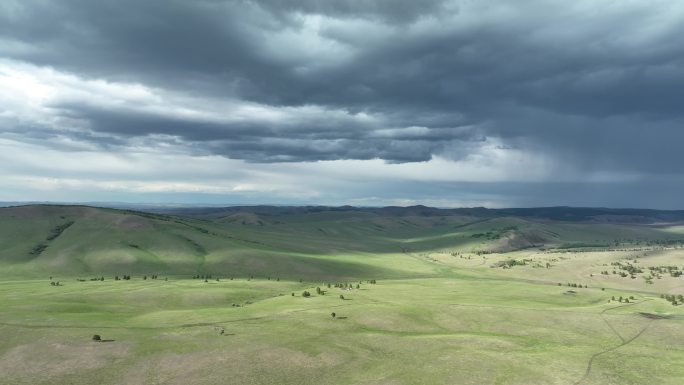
573;299;654;385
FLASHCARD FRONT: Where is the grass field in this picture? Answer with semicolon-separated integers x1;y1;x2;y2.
1;205;684;384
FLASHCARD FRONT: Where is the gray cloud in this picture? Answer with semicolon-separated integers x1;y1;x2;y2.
51;102;479;162
1;0;684;205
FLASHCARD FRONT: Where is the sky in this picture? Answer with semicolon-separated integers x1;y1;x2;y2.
1;0;683;208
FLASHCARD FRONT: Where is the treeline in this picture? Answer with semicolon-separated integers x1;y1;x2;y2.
661;294;684;306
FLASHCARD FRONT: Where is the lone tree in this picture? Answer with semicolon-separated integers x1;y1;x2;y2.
331;312;336;318
92;334;101;341
339;294;345;300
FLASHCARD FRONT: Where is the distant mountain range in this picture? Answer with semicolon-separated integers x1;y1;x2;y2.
143;205;684;224
3;202;684;223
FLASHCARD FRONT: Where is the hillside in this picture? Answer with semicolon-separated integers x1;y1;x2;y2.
0;205;440;279
1;204;683;279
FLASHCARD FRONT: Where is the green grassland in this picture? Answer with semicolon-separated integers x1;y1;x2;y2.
1;205;684;384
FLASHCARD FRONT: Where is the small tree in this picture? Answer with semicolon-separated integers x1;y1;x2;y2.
302;291;311;297
339;294;344;300
92;334;101;341
331;312;336;318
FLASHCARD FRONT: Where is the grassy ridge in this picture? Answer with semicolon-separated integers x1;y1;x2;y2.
2;205;683;280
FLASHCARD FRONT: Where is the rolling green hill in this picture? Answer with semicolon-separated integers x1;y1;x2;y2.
2;204;683;279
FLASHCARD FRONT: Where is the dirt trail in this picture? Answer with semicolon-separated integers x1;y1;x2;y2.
573;299;654;385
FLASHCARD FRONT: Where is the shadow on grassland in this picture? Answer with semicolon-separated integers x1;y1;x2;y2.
201;252;428;281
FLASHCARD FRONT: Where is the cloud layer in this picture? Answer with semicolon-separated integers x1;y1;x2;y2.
1;1;683;207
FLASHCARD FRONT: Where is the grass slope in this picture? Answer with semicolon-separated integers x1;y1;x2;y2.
1;275;683;385
2;205;684;279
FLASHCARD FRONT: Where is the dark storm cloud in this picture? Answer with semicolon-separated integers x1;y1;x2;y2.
2;0;684;172
0;1;268;86
53;102;478;162
255;0;451;23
